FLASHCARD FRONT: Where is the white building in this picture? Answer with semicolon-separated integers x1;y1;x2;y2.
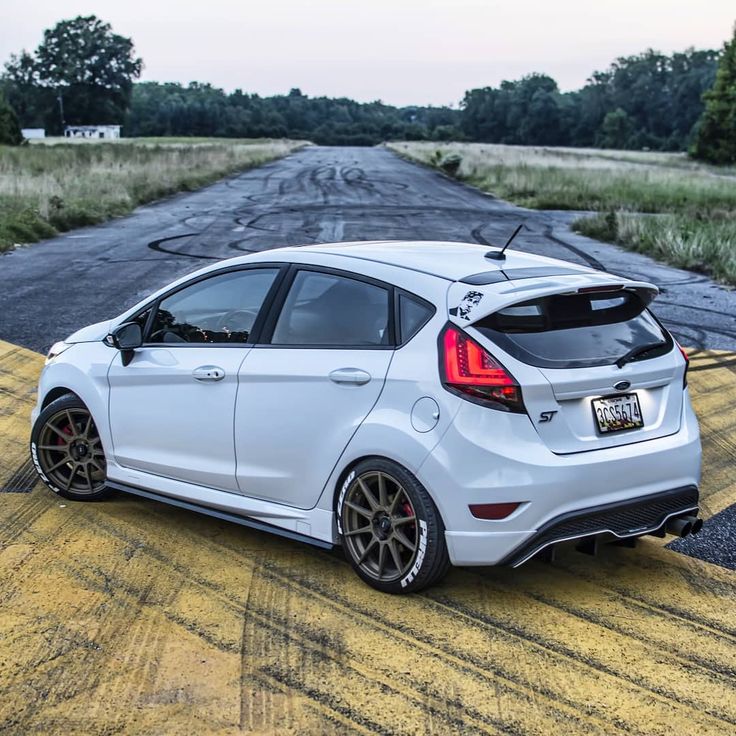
64;125;121;139
21;128;46;140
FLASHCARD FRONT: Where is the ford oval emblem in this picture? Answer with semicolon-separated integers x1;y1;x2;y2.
614;380;631;391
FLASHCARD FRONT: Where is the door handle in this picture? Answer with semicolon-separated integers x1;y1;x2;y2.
329;368;371;386
193;365;225;382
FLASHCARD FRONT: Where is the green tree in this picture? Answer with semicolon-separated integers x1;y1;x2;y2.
692;25;736;164
597;108;634;148
4;15;142;132
0;92;23;145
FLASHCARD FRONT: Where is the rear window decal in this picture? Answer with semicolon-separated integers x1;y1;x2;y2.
451;290;484;321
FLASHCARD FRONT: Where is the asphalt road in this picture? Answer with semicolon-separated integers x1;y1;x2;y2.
1;147;735;732
1;340;735;734
1;145;736;353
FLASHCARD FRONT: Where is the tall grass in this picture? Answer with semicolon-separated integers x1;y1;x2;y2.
387;141;736;284
0;138;305;253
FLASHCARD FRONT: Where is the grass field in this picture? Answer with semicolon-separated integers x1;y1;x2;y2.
387;142;736;285
0;138;305;253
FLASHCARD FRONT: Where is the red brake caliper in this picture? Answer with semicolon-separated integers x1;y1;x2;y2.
400;500;416;535
57;423;74;446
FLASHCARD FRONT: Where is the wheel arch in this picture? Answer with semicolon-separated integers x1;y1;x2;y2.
331;453;449;530
41;386;79;409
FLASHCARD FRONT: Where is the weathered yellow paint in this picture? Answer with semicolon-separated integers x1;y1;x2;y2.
1;338;735;735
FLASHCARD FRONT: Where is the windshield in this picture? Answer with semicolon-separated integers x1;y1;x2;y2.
473;291;672;369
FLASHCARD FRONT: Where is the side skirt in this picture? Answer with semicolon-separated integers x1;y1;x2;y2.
106;480;334;550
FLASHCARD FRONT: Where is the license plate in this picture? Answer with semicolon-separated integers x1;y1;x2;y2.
592;393;643;434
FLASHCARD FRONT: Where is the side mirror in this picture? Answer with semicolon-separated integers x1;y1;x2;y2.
110;322;142;365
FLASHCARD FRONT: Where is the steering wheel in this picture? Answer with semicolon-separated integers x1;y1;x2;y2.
216;309;259;333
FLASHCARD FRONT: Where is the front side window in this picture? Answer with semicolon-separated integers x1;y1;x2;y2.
147;268;279;344
474;291;671;369
271;270;390;346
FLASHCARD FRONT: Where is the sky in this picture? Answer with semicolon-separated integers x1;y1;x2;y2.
1;1;734;107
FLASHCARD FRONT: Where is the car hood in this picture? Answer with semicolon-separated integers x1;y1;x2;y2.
65;319;113;343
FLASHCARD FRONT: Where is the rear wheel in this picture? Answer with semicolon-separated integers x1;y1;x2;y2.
337;458;450;593
31;394;111;501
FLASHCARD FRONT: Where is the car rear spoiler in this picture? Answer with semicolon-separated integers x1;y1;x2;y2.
447;273;659;326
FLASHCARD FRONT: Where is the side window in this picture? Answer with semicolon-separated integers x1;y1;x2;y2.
147;268;279;344
271;270;390;347
398;294;434;344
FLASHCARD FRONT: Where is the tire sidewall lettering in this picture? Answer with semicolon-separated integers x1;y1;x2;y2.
400;519;428;588
336;470;355;535
30;441;62;495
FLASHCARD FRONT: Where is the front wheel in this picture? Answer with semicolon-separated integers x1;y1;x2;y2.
337;459;450;594
31;393;111;501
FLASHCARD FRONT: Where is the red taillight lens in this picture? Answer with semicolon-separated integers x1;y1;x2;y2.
677;342;689;388
441;325;525;413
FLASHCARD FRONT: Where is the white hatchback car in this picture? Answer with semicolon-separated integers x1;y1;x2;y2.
31;241;702;593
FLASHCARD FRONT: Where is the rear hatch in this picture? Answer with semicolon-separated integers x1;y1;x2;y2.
447;274;687;454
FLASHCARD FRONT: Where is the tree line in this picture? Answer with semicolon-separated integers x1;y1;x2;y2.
126;83;459;145
461;49;719;151
1;15;734;162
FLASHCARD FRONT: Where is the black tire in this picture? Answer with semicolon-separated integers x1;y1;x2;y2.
337;458;450;594
30;393;112;501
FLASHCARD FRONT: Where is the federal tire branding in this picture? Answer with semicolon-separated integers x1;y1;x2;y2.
30;441;61;495
400;519;428;588
336;470;355;535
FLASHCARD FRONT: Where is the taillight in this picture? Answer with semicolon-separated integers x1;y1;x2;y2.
440;324;525;413
677;342;689;388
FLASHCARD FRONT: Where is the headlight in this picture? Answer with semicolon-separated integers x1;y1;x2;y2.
46;341;72;364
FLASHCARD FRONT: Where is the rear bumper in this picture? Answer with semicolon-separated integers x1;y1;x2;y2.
420;392;701;567
444;486;698;566
499;485;698;566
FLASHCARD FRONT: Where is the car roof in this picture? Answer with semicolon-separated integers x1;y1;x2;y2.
255;240;596;282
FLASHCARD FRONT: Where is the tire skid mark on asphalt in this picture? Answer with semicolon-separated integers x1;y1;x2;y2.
260;559;736;733
468;549;736;667
251;564;612;736
0;505;237;733
165;500;736;732
424;581;736;726
0;551;162;729
74;508;564;734
1;457;38;494
2;339;736;733
0;494;51;547
240;561;524;736
147;232;218;260
251;610;503;734
67;504;622;735
106;494;704;736
509;554;736;658
31;507;512;735
687;352;736;518
543;552;736;640
15;462;736;732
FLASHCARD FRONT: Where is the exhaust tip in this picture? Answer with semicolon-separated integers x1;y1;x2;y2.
688;516;704;535
666;517;693;538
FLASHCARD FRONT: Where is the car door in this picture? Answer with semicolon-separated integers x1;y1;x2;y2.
234;267;394;508
108;266;282;491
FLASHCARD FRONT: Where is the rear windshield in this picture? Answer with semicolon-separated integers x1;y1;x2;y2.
473;291;672;369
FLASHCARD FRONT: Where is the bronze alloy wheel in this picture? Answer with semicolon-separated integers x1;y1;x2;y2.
341;470;420;583
35;406;107;495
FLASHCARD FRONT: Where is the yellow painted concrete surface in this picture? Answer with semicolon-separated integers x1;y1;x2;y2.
1;339;735;735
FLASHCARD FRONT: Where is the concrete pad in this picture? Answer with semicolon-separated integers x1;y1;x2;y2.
1;339;735;734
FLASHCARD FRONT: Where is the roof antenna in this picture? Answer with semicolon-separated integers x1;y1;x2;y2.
485;223;524;261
